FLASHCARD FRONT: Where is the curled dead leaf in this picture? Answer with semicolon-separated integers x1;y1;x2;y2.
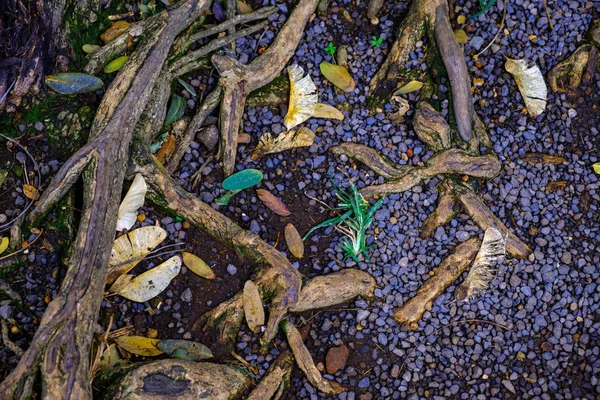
392;80;423;97
257;189;291;216
284;223;304;258
284;65;318;130
505;57;547;117
243;280;265;334
253;127;315;158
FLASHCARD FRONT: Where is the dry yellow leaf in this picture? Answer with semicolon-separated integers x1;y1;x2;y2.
182;252;215;279
23;184;37;200
242;280;264;334
116;256;181;302
319;62;356;93
0;237;8;255
284;223;304;258
100;20;130;44
115;335;162;357
454;29;468;44
473;78;484;86
253;127;315;158
393;80;423;96
98;343;122;370
505;57;547;117
284;65;318;130
312;103;344;120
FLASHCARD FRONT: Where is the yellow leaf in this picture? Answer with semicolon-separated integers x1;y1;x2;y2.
253;127;315;158
457;15;466;24
319;62;356;93
593;162;600;175
454;29;468;44
116;256;181;302
100;20;130;44
23;184;37;200
473;77;484;86
155;134;177;165
312;103;344;120
284;223;304;258
505;57;547;117
0;237;8;255
115;335;162;357
182;252;215;279
104;56;128;74
393;80;423;96
529;35;537;41
243;280;264;334
284;65;318;130
238;0;253;13
107;226;167;284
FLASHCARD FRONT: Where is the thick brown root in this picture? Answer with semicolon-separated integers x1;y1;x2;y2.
332;143;501;197
282;320;345;395
330;143;407;179
420;179;458;239
213;0;319;176
449;182;532;259
247;351;294;400
393;237;480;330
413;101;451;152
104;360;250;400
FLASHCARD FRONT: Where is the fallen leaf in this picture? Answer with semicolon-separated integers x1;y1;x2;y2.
182;252;215;279
164;94;185;126
100;20;130;44
116;173;147;231
0;170;7;186
22;184;37;200
457;15;467;24
45;73;104;95
157;339;213;361
253;127;315;158
107;226;167;283
155;134;177;164
177;78;197;97
104;55;128;73
98;343;123;370
325;344;350;374
521;153;566;165
319;62;355;93
222;169;264;191
82;44;101;54
238;0;253;14
284;223;304;258
237;133;251;144
392;80;423;96
312;103;344;120
115;335;162;357
0;237;8;255
257;189;291;216
505;57;547;117
593;162;600;174
116;256;181;302
107;273;134;294
284;65;318;130
545;181;567;193
454;29;469;44
243;280;265;334
473;77;484;86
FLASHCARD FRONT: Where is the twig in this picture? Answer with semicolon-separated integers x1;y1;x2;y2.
475;0;507;58
1;318;24;356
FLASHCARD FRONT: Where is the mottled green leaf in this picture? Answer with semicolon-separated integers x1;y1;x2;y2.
104;56;128;73
222;169;263;191
164;94;185;126
45;73;104;95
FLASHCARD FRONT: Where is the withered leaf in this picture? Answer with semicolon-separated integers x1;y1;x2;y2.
257;189;291;216
319;62;355;93
521;153;567;165
505;57;547;117
253;127;315;158
545;181;567;193
23;184;38;200
284;223;304;258
115;335;162;357
100;20;131;44
182;252;215;279
155;134;177;164
312;103;344;120
243;280;264;334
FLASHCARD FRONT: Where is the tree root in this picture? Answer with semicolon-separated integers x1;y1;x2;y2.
420;179;457;239
332;143;501;197
1;318;25;357
213;0;319;176
247;350;294;400
547;44;592;96
393;237;480;330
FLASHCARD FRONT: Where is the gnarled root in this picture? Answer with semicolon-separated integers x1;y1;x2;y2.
393;237;480;330
332;143;501;197
213;0;319;176
247;351;294;400
420;179;458;239
547;44;592;96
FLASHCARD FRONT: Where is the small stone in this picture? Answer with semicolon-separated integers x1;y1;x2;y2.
0;214;7;224
181;288;192;303
34;122;44;131
227;264;237;275
325;344;350;374
502;380;516;394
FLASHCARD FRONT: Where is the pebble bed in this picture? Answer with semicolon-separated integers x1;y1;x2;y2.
2;0;599;398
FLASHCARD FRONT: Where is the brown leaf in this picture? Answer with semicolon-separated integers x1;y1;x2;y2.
319;62;355;92
243;280;264;334
545;181;567;193
23;184;38;200
155;134;177;164
326;344;350;374
237;133;251;144
257;189;291;216
100;20;131;44
284;223;304;258
521;153;567;165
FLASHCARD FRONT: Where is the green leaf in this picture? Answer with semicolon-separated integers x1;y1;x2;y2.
177;78;197;97
164;95;185;126
593;162;600;175
82;44;101;54
222;169;263;191
157;339;213;361
215;189;241;205
103;56;128;73
45;73;104;95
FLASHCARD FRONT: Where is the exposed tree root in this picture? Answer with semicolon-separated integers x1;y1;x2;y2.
420;179;457;239
393;237;480;330
246;351;294;400
214;0;319;176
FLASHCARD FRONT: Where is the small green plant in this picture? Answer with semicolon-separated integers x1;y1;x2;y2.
371;36;383;48
324;42;337;57
304;182;384;262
